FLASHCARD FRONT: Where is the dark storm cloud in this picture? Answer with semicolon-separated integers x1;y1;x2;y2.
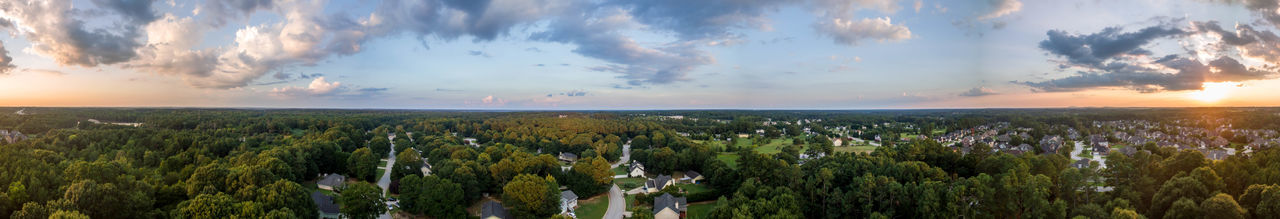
1020;56;1277;92
613;0;801;40
0;43;14;75
91;0;158;24
1038;25;1185;69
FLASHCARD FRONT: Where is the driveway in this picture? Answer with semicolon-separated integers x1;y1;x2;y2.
603;184;625;219
611;142;631;168
378;134;398;219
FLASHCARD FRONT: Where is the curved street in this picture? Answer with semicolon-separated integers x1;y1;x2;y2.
377;134;397;219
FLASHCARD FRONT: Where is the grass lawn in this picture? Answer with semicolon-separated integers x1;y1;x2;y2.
376;168;385;178
678;184;713;194
686;201;717;218
900;133;919;140
616;178;646;190
612;165;628;176
835;145;878;154
716;153;740;169
575;195;609;219
1112;144;1128;149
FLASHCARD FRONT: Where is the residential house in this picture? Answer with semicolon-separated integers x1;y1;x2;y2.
682;171;704;184
421;160;433;175
645;174;674;193
559;152;579;163
653;193;688;219
317;174;345;191
629;161;646;178
310;191;342;219
1072;159;1092;169
481;200;510;219
560;190;579;215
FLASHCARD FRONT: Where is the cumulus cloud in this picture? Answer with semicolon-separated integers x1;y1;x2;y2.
815;17;912;45
0;0;146;67
976;0;1022;20
1020;21;1280;92
272;76;342;96
533;7;714;85
1203;0;1280;28
959;87;998;96
809;0;912;46
269;76;388;98
1;0;920;88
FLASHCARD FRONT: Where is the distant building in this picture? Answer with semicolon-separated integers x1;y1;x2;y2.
682;171;703;184
653;193;688;219
310;191;341;219
559;152;579;163
481;200;510;219
317;174;346;191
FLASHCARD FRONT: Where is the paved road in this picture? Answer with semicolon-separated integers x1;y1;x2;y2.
611;142;632;169
603;184;625;219
377;134;397;219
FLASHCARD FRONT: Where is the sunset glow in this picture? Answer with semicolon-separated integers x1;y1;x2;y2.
1188;82;1243;103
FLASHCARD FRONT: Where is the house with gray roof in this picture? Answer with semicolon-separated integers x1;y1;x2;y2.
653;193;687;219
317;174;345;191
560;190;578;215
481;200;510;219
310;191;341;219
645;174;674;193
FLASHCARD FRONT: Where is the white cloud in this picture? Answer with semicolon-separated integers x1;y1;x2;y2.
977;0;1022;20
816;17;913;45
271;77;345;97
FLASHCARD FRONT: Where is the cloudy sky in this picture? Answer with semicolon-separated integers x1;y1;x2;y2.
0;0;1278;109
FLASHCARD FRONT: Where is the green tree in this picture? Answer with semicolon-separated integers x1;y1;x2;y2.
175;193;236;219
400;175;466;218
348;148;379;181
1164;198;1202;219
1198;193;1245;219
338;182;386;219
391;149;423;180
502;174;559;217
370;137;392;157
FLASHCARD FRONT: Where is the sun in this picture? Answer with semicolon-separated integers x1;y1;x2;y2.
1187;82;1242;103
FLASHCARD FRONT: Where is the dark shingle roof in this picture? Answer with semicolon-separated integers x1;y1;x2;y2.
561;190;578;201
652;193;687;214
318;174;345;187
481;200;510;219
310;191;340;214
685;171;701;179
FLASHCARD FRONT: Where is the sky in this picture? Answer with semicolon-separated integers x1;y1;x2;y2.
0;0;1278;109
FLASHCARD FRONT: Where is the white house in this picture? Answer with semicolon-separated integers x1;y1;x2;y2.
629;161;646;178
560;190;579;215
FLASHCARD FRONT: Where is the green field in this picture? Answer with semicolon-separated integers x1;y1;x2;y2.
575;195;609;219
835;145;878;154
716;153;740;169
678;184;713;194
616;177;646;190
686;201;717;218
